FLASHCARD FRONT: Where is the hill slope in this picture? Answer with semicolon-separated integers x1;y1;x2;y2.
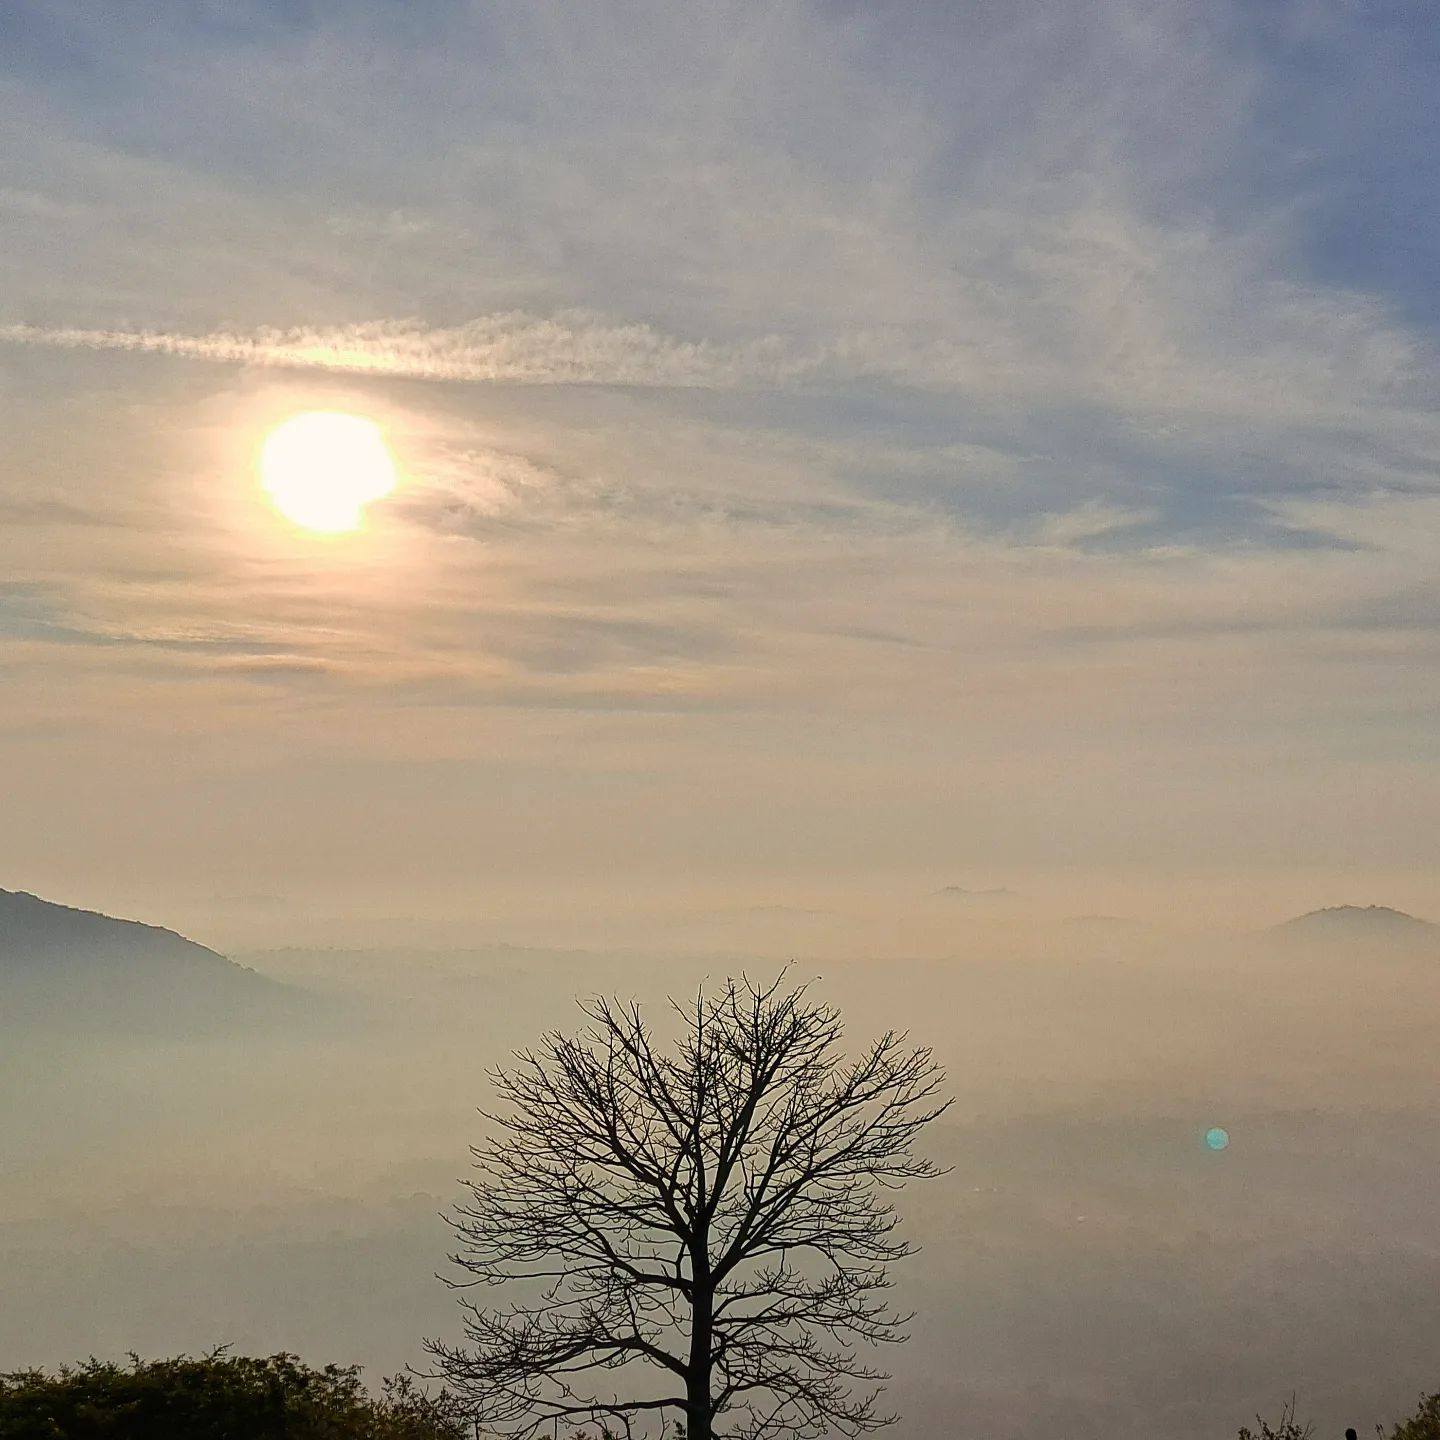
0;888;300;1033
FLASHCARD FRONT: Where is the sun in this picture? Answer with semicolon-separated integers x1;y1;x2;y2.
258;411;398;534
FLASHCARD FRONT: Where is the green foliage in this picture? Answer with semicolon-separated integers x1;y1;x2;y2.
0;1350;466;1440
1389;1391;1440;1440
1234;1390;1440;1440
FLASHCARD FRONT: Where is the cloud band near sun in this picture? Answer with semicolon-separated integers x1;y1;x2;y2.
0;315;807;391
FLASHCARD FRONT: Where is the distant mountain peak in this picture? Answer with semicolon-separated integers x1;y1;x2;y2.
1274;904;1435;937
932;884;1017;900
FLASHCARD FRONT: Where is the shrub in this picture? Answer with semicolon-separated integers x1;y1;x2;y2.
1390;1391;1440;1440
0;1350;466;1440
1238;1397;1313;1439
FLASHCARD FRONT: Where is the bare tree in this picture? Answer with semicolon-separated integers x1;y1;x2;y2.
427;973;949;1440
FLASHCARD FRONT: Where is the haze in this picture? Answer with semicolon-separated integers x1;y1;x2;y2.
2;5;1439;1440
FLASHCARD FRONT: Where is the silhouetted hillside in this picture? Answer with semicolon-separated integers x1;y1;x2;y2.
0;889;304;1034
1272;905;1436;945
2;888;241;971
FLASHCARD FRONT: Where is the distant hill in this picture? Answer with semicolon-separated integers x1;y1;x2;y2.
1272;905;1437;945
932;885;1018;900
0;888;304;1034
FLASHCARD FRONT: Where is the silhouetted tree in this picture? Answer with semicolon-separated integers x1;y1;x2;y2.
427;974;949;1440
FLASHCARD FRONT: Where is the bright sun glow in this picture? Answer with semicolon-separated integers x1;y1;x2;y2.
259;411;397;534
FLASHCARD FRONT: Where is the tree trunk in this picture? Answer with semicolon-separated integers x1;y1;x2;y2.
686;1275;714;1440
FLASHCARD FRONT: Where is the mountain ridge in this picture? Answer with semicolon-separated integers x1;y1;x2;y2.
0;887;238;968
1;887;302;1034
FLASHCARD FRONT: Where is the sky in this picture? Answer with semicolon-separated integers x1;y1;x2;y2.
3;0;1440;948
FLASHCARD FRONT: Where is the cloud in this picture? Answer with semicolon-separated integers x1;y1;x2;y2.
0;315;809;392
1033;501;1157;548
2;241;1434;429
1259;493;1440;561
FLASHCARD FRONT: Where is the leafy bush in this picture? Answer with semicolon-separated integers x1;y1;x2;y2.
0;1350;466;1440
1390;1391;1440;1440
1236;1390;1440;1440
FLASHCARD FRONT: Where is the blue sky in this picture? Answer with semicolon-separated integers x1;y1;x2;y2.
1;1;1438;944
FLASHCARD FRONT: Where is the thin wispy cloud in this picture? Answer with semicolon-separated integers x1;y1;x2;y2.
0;315;806;391
3;249;1435;425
